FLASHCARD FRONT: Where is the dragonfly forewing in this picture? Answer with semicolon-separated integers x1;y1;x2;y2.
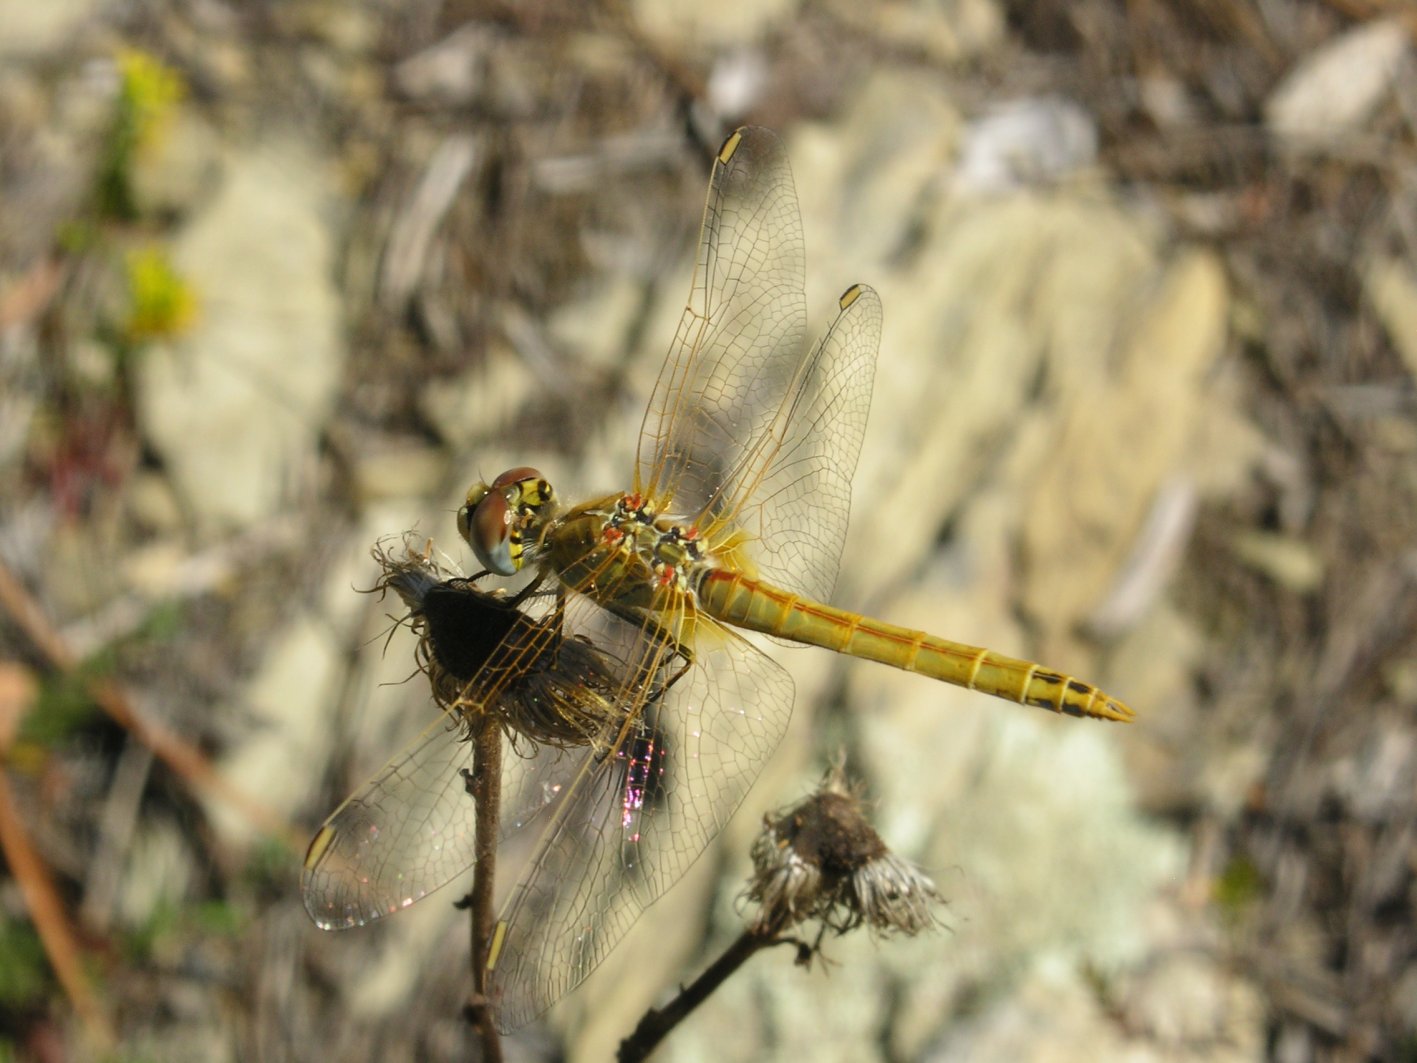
637;126;808;524
723;281;882;606
303;716;523;929
636;130;882;609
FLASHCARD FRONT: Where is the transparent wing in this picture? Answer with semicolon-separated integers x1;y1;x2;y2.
487;617;793;1032
498;740;595;838
302;713;554;929
636;127;882;605
718;283;881;604
301;583;630;931
636;127;808;526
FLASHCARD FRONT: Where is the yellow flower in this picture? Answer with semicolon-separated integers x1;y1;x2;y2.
123;247;197;342
116;49;185;153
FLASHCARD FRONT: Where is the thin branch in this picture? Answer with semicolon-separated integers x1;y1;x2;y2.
0;256;64;329
0;667;116;1054
464;716;504;1063
617;916;798;1063
0;556;300;850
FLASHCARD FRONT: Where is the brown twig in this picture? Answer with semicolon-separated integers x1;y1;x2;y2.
0;555;301;851
0;256;64;330
617;915;798;1063
465;715;504;1062
0;665;116;1054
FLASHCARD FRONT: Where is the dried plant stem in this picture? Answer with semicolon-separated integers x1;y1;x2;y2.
0;558;298;849
466;716;504;1063
0;675;115;1054
617;914;797;1063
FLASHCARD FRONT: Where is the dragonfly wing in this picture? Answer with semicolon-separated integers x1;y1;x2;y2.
301;710;571;930
729;282;882;603
487;621;793;1032
304;713;480;929
637;128;882;605
498;740;594;840
637;126;808;519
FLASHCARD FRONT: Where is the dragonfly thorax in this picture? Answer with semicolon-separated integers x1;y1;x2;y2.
543;492;713;610
600;495;707;593
648;522;704;590
458;467;558;576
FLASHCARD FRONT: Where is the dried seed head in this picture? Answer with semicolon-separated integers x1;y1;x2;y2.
747;761;943;938
369;534;488;710
368;534;627;749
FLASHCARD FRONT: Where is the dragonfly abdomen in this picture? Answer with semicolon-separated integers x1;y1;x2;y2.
698;570;1134;723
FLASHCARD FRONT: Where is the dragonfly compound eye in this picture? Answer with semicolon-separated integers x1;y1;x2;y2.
457;483;492;547
467;488;518;575
491;466;543;491
461;468;557;576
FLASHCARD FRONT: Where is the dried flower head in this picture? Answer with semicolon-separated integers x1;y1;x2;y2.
747;760;943;938
369;534;627;749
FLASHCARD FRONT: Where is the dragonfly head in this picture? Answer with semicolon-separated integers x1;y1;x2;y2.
458;467;557;576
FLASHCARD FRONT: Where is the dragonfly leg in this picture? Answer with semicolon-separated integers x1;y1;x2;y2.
591;592;697;687
651;645;694;701
508;571;549;606
604;598;697;703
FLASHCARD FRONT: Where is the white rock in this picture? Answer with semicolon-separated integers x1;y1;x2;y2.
1230;530;1324;593
631;0;799;47
115;819;195;929
394;24;491;105
0;0;101;57
129;111;224;218
1125;951;1265;1053
136;138;344;532
207;614;345;846
954;96;1099;193
824;0;1005;64
705;48;770;120
1365;255;1417;381
1266;19;1410;148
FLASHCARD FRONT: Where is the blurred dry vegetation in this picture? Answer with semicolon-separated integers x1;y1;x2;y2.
2;0;1417;1060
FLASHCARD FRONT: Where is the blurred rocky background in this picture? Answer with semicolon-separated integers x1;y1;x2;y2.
1;1;1415;1060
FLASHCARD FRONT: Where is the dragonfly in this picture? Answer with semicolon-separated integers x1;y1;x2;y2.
306;126;1135;1032
460;128;1131;728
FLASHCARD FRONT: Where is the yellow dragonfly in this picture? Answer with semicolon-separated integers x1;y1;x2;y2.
307;126;1135;1032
